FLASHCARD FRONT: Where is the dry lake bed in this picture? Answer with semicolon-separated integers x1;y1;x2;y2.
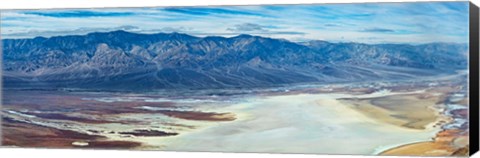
1;74;470;156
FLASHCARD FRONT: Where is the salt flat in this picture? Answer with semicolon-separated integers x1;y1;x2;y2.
156;92;440;155
1;83;457;155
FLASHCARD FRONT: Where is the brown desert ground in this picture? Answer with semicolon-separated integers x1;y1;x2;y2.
1;76;469;156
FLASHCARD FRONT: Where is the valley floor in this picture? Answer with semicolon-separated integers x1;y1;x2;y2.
0;75;470;156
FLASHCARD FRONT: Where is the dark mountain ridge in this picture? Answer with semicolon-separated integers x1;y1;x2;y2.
2;30;468;90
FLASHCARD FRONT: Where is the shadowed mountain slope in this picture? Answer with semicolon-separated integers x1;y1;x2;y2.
2;31;468;90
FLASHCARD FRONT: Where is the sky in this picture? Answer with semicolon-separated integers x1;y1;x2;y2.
0;2;470;44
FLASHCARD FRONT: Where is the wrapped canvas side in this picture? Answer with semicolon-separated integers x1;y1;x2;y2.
469;2;479;156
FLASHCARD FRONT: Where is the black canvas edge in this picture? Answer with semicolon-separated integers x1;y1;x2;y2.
470;1;479;156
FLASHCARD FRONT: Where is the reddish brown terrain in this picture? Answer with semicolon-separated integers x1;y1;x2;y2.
1;76;469;156
1;90;236;149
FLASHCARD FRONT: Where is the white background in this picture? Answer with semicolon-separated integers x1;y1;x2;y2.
0;0;478;158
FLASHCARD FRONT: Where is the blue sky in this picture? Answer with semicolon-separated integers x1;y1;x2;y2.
0;2;470;44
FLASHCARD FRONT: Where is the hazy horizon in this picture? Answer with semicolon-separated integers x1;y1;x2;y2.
1;29;471;46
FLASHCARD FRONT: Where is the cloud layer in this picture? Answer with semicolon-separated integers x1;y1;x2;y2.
0;2;469;44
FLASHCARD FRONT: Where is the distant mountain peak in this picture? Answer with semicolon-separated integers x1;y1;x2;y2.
234;34;256;38
165;32;197;40
87;30;133;36
110;30;130;34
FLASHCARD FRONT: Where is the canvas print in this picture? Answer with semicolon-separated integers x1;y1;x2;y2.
0;2;473;156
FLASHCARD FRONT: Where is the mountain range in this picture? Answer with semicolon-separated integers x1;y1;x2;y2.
2;30;469;90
